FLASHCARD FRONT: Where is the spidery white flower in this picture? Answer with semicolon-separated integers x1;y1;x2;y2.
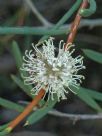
21;37;85;101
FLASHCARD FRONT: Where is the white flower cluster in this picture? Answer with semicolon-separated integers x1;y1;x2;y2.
21;37;85;101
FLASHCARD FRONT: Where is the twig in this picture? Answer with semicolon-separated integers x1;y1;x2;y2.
6;88;45;132
79;19;102;28
19;101;102;121
62;19;102;29
49;110;102;121
24;0;52;27
65;0;88;48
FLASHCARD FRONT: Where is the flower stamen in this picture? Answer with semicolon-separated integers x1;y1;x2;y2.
21;37;85;101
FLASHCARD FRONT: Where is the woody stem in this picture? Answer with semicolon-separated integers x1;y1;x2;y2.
7;88;45;131
65;0;88;49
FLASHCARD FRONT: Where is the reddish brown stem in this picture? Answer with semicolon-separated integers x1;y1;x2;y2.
7;88;45;131
65;0;88;50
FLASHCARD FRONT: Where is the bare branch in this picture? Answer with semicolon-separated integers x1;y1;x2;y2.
19;101;102;121
49;110;102;121
62;19;102;29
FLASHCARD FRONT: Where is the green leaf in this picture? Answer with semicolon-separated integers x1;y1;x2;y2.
0;130;9;136
54;0;82;28
80;87;102;102
11;41;22;70
79;0;97;17
0;123;9;131
11;75;45;106
71;86;102;112
0;27;69;35
11;38;32;99
83;49;102;64
40;0;82;41
0;124;12;136
11;75;33;98
25;98;57;125
11;41;34;98
0;97;24;112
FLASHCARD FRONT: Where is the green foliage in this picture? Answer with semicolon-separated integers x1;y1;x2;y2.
11;42;45;109
53;0;82;28
11;75;33;98
83;49;102;64
0;123;12;136
25;86;102;125
0;130;9;136
0;124;9;131
11;41;22;70
0;97;24;112
25;97;57;125
0;27;69;35
0;0;82;37
11;41;34;98
79;87;102;102
79;0;97;17
71;86;102;112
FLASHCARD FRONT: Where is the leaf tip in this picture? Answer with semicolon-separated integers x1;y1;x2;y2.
23;121;29;127
5;127;12;133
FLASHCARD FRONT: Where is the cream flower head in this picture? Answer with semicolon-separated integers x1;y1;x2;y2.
21;37;85;101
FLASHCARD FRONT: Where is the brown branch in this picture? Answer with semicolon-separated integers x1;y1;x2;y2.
65;0;88;49
6;88;45;132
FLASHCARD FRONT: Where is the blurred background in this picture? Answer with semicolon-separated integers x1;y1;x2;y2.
0;0;102;136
